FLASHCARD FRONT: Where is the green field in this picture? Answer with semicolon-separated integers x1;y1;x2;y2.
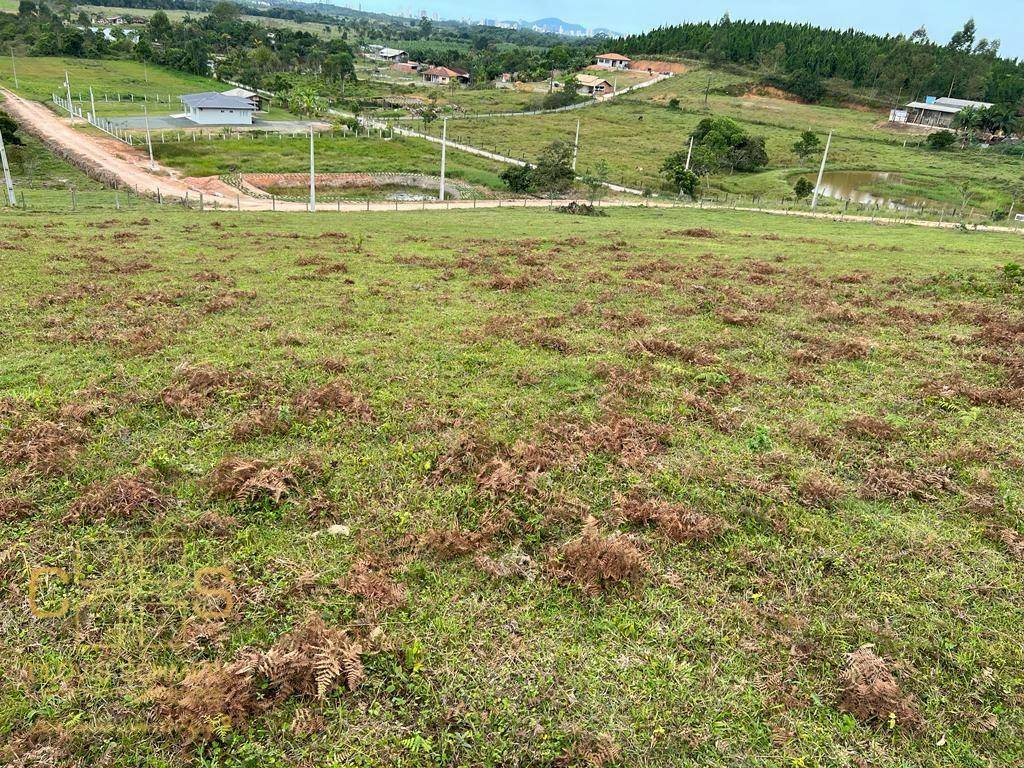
412;66;1024;211
1;203;1023;766
152;132;509;189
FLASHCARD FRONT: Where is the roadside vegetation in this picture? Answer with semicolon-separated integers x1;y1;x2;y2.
1;205;1023;766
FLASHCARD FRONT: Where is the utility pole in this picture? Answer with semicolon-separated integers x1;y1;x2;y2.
309;124;315;212
64;71;72;112
0;126;15;206
811;130;833;210
10;47;17;89
704;75;712;106
144;60;149;84
143;104;155;170
684;135;694;171
439;116;448;201
89;86;96;121
571;118;580;172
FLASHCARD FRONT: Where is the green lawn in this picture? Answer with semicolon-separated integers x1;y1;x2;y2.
412;65;1024;211
152;132;509;189
0;0;19;12
1;204;1023;766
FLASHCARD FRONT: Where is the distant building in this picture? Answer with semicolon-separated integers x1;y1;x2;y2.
898;96;994;128
576;74;612;96
595;53;630;70
221;87;263;111
422;66;469;85
377;47;408;63
179;92;256;125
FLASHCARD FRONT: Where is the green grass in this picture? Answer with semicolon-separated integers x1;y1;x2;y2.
152;132;509;188
0;0;18;12
1;204;1023;766
412;65;1024;210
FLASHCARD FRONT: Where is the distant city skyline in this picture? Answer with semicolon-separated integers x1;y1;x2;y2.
343;1;1023;59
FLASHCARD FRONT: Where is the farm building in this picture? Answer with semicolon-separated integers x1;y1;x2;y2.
221;87;263;111
576;74;612;96
179;92;256;125
377;47;408;63
595;53;630;70
895;96;994;128
422;66;470;85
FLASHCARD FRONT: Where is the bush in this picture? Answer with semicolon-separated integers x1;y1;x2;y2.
555;202;607;217
927;131;956;150
0;111;22;145
793;177;815;199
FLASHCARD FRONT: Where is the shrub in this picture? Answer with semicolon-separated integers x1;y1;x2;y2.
793;177;815;199
926;131;956;150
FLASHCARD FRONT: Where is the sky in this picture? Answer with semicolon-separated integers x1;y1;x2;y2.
348;0;1024;59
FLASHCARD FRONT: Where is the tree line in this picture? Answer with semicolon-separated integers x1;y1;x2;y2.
615;17;1024;108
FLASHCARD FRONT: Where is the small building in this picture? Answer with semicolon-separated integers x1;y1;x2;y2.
595;53;630;70
221;87;263;111
900;96;994;128
179;92;256;125
377;47;408;63
422;66;469;85
576;74;612;96
392;61;420;74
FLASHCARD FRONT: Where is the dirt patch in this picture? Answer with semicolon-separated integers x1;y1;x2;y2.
839;645;922;730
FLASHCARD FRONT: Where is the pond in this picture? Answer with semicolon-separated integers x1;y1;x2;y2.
802;171;932;210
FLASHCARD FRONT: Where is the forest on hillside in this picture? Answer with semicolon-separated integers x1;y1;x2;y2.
616;17;1024;107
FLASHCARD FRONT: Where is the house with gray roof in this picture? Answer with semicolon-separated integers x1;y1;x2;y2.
179;92;256;125
897;96;994;128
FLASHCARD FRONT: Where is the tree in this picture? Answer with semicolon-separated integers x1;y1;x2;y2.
579;160;609;203
500;164;533;194
148;10;171;40
948;19;976;54
531;140;575;197
661;150;693;192
288;85;327;117
793;177;814;199
792;130;821;162
686;116;769;174
0;111;23;145
926;131;956;150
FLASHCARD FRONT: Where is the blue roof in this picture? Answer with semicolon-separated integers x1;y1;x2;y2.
180;92;255;110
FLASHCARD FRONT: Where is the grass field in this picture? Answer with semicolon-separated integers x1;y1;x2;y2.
1;204;1023;766
152;133;509;189
413;66;1024;211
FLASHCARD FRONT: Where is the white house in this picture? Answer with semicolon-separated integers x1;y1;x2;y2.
179;92;256;125
377;47;408;62
595;53;630;70
221;87;263;111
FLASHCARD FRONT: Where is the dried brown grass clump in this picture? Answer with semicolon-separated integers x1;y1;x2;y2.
860;462;956;501
203;290;256;314
825;337;872;361
152;615;364;743
843;415;897;441
231;406;291;441
716;309;758;327
593;362;652;400
581;412;671;467
796;473;845;508
553;517;648;592
207;456;317;504
428;429;491;483
293;380;373;422
667;227;717;238
420;526;487;560
616;493;724;542
0;497;36;522
1;420;89;475
63;471;165;524
160;363;233;415
487;272;537;291
627;338;718;365
997;528;1024;560
556;732;622;767
338;559;407;611
839;645;922;730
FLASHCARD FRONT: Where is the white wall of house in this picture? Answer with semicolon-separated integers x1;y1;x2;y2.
596;57;628;69
185;105;253;125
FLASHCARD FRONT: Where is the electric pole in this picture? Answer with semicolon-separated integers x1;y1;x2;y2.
811;130;833;210
0;126;15;206
64;71;72;112
439;116;447;201
89;86;96;121
684;135;694;171
10;47;17;89
309;125;316;212
571;118;580;172
143;104;155;170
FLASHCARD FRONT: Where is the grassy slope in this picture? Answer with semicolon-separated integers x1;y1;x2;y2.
413;66;1024;210
152;133;509;188
1;205;1023;766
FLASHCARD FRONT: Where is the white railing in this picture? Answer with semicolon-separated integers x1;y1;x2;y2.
53;93;134;146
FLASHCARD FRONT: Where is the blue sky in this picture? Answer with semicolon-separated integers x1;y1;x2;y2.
349;1;1024;59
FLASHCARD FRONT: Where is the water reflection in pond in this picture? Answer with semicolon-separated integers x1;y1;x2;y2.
803;171;932;210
